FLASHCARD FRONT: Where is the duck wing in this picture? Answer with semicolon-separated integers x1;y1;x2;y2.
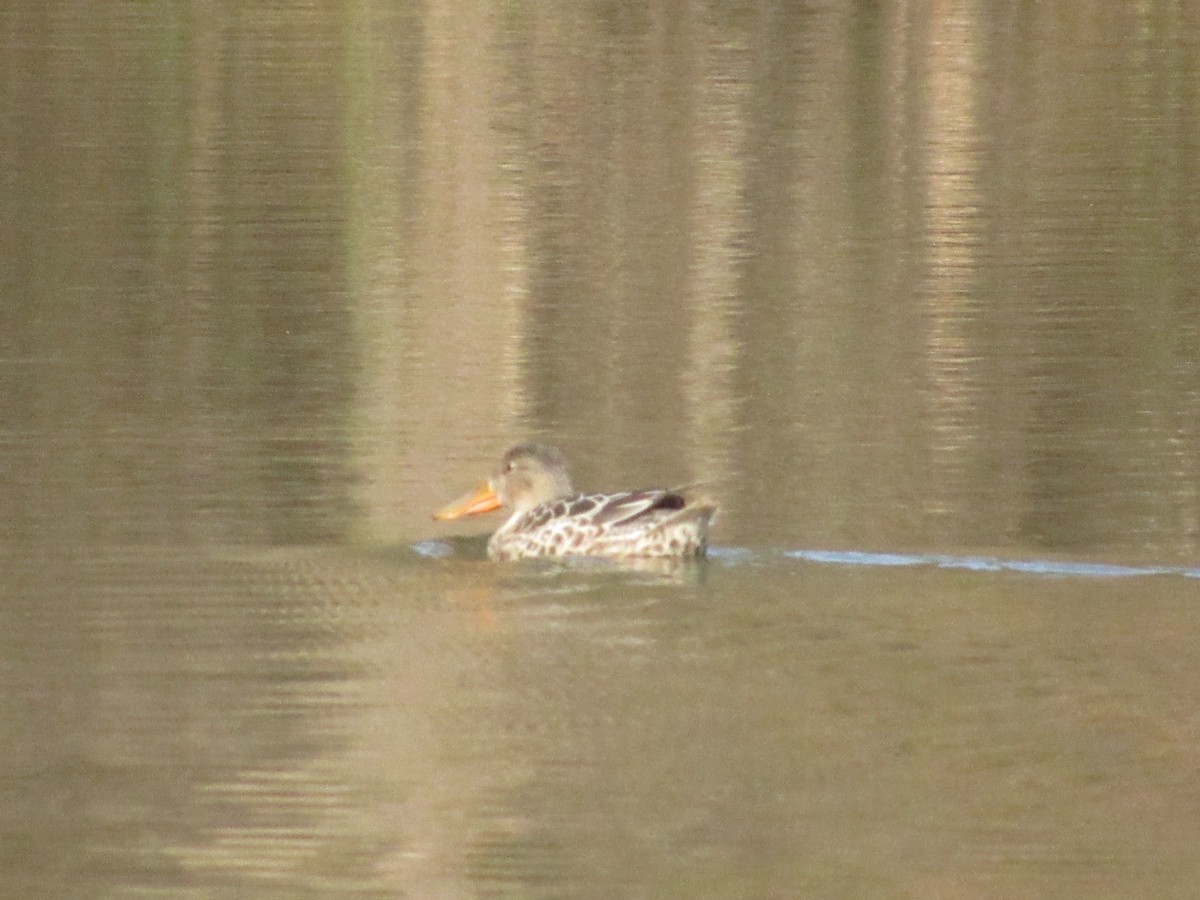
589;489;693;529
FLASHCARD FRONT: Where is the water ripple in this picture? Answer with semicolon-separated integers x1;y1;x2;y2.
779;548;1200;580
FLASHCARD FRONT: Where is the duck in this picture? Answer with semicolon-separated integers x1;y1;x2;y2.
433;443;716;561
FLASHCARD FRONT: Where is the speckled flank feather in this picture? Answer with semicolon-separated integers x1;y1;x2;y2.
488;489;717;561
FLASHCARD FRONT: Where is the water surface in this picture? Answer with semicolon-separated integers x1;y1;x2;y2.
3;2;1200;896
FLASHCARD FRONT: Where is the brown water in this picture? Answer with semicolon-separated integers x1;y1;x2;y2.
4;3;1200;897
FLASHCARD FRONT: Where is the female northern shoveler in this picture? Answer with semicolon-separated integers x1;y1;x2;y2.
433;443;717;561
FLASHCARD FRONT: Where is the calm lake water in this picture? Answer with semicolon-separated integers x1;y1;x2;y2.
4;2;1200;897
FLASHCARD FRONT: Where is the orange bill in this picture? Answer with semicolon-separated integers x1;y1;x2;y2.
433;481;502;520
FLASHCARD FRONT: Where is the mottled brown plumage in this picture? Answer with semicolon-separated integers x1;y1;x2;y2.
433;444;716;561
